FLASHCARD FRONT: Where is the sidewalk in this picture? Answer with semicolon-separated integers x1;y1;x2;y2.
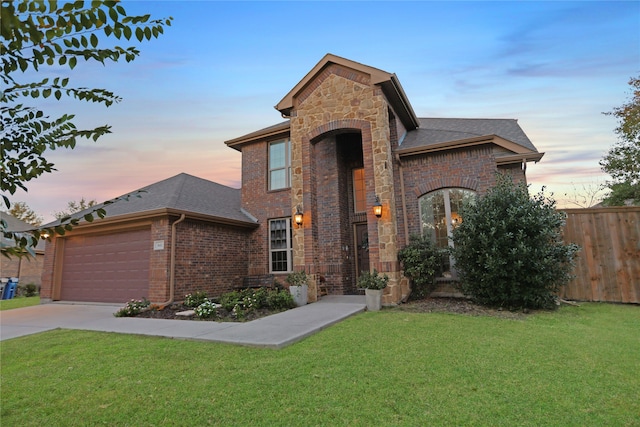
0;295;366;349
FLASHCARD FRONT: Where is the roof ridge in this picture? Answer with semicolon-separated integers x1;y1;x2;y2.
168;173;189;209
419;117;517;121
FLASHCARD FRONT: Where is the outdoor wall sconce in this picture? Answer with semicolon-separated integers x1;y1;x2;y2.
373;196;383;218
294;206;304;227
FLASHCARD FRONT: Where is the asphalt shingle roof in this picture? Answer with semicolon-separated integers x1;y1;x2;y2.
1;212;46;252
44;173;257;227
400;118;538;152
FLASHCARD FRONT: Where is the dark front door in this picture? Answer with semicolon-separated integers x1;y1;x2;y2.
355;223;369;277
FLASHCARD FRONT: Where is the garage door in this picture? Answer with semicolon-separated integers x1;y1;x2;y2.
60;228;151;303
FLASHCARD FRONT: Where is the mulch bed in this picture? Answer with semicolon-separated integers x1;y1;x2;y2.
133;297;542;322
393;297;541;319
135;304;283;322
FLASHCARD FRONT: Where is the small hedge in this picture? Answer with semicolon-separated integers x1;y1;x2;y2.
398;234;446;300
218;288;295;319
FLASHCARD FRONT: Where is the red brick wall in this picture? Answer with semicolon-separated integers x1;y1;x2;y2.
149;218;171;302
40;238;57;300
398;145;500;239
173;219;251;300
0;253;43;287
240;140;292;276
1;256;20;279
498;163;527;183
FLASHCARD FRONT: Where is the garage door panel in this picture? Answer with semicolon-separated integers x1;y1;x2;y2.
60;228;151;303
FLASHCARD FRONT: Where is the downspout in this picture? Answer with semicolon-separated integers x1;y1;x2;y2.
160;214;186;308
396;154;410;244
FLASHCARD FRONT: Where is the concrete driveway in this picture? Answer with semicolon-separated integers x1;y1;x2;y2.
0;296;366;348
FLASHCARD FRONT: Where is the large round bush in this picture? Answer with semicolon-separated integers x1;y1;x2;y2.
451;175;579;309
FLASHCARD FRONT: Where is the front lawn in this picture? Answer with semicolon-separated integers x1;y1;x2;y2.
1;303;638;426
0;296;39;311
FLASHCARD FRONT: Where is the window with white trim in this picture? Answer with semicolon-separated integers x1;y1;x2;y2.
269;139;291;190
269;218;292;273
419;188;476;275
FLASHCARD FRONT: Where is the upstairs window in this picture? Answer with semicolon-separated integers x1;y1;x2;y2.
269;218;292;273
269;139;291;190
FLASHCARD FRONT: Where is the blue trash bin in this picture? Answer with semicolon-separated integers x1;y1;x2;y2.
3;278;18;300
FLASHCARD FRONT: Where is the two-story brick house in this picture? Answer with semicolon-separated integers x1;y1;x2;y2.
224;54;542;304
40;54;542;305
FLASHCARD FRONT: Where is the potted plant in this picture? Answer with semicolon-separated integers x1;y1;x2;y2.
357;269;389;311
286;270;308;306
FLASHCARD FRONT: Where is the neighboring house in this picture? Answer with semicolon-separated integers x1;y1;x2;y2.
1;212;46;288
41;54;542;305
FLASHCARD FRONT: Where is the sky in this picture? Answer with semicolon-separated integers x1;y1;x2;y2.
6;0;640;222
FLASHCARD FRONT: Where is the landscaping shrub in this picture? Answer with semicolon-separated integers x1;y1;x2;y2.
451;174;580;309
24;283;38;297
113;298;150;317
184;291;208;308
219;290;243;312
218;288;293;319
398;235;446;300
194;300;218;318
356;269;389;290
18;283;38;297
266;288;295;310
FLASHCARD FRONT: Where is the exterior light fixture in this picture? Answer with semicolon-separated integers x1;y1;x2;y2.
373;196;383;218
294;206;304;227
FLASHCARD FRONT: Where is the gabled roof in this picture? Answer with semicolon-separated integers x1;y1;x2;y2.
275;53;419;130
225;120;290;151
43;173;258;229
396;118;543;162
0;212;46;252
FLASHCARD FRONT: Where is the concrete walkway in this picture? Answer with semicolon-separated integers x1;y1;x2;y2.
0;295;366;349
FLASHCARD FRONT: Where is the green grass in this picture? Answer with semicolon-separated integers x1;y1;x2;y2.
0;295;39;311
1;303;638;426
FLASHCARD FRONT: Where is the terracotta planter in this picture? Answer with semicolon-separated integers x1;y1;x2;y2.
289;284;308;307
365;288;383;311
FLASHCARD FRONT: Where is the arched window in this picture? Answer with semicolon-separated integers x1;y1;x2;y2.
419;188;476;276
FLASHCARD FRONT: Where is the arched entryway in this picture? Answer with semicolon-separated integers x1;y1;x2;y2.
305;131;372;295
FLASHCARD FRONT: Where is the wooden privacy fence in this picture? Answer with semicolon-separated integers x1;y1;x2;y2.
560;206;640;303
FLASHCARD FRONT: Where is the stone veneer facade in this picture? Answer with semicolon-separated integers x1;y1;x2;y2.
288;64;406;304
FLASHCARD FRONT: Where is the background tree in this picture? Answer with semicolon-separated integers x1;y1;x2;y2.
1;0;171;257
562;181;609;208
53;197;98;219
600;76;640;206
451;175;580;310
4;201;43;226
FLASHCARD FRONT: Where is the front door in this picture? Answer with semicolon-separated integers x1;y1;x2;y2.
355;223;369;277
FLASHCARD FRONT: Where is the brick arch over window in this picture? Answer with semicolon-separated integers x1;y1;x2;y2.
308;119;371;144
414;177;479;198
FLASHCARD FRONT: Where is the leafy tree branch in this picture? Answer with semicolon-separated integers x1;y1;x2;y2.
1;0;172;257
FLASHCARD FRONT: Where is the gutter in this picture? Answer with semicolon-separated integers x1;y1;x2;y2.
160;214;186;307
